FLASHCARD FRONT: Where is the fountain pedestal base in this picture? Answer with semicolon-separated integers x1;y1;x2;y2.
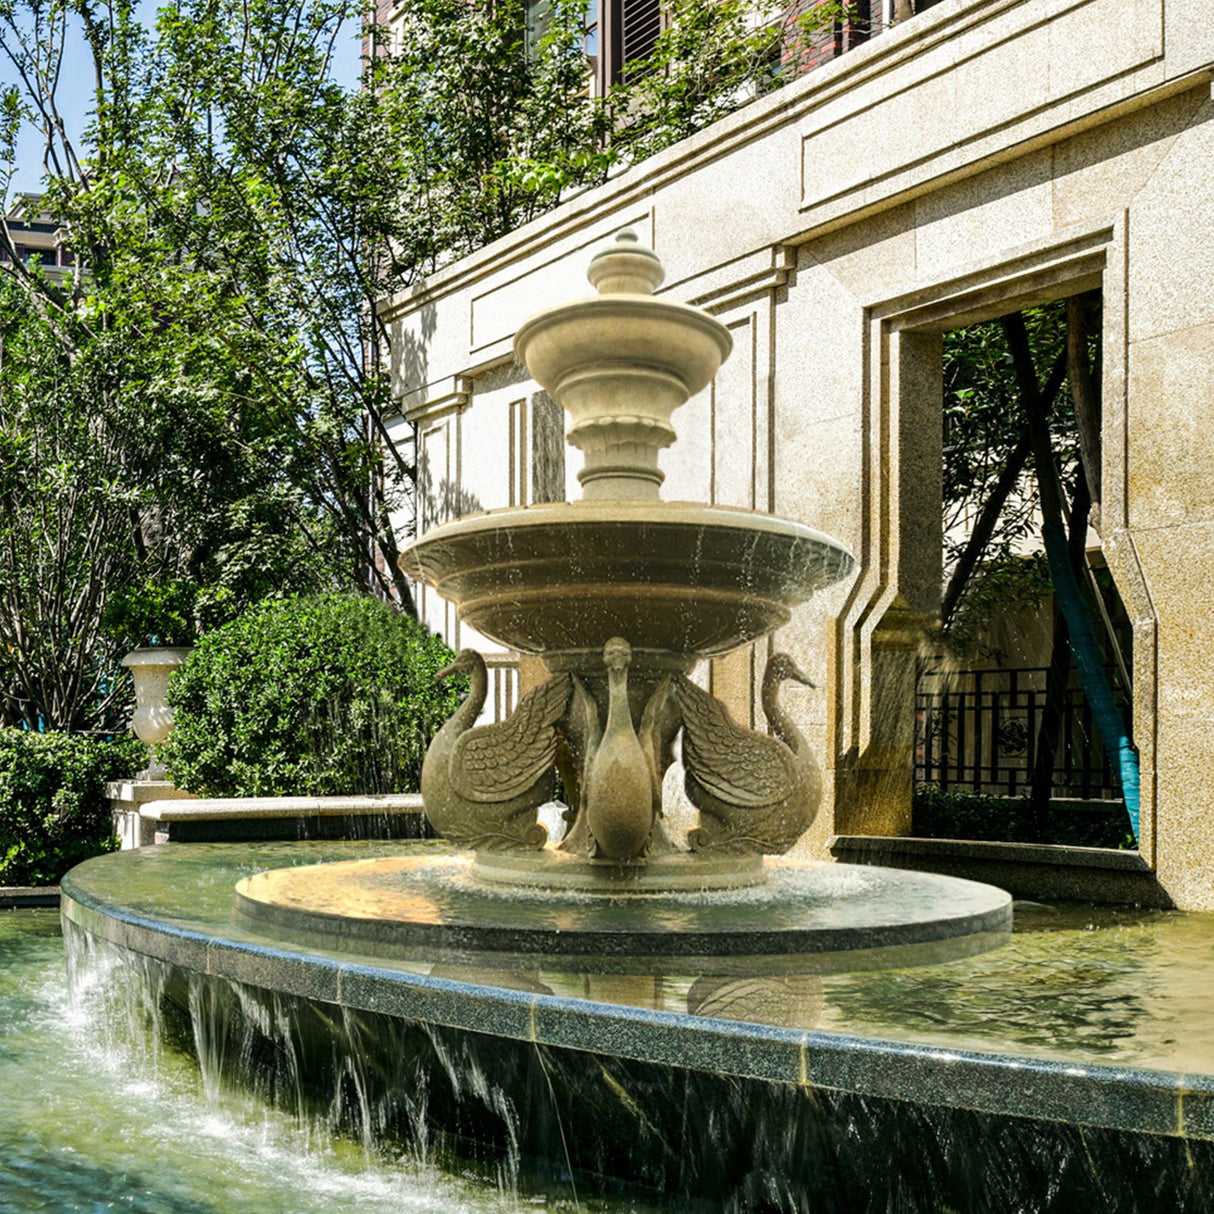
472;847;765;892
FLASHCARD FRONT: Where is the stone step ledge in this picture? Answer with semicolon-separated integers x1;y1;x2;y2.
829;834;1166;907
0;886;61;909
138;793;426;822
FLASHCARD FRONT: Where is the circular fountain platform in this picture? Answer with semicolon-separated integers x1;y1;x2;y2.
234;853;1012;969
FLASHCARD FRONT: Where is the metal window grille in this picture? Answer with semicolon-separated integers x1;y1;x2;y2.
915;663;1130;801
621;0;661;70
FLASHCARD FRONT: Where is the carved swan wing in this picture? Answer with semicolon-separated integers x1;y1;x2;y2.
450;674;571;804
675;676;799;808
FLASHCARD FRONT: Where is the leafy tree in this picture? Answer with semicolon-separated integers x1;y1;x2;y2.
939;294;1136;832
380;0;615;274
0;211;339;728
940;301;1074;636
0;0;847;730
0;0;387;726
615;0;857;162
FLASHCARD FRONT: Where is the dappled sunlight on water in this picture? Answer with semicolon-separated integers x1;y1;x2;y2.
816;902;1214;1071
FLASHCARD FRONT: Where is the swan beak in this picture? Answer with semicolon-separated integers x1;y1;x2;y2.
435;661;461;681
789;665;815;689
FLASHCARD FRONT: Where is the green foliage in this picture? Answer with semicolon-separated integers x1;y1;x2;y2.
614;0;783;160
382;0;614;271
942;302;1078;569
913;783;1135;850
935;553;1053;661
0;0;405;728
0;730;145;887
0;261;339;729
101;579;201;649
616;0;858;160
165;595;463;796
0;0;842;734
939;301;1093;652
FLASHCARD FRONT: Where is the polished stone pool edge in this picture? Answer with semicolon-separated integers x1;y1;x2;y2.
59;871;1214;1145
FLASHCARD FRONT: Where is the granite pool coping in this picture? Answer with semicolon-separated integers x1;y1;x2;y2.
59;862;1214;1145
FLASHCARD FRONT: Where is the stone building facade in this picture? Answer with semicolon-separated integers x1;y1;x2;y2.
0;195;74;282
380;0;1214;909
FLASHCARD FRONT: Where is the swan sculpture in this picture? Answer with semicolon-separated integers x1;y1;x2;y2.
584;637;658;861
420;649;571;850
675;653;821;855
559;665;681;859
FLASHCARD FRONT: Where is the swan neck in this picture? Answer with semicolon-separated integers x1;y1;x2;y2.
762;674;803;753
453;660;488;731
606;666;634;735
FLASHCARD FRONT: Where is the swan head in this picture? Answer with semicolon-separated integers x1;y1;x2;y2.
603;636;632;673
767;653;814;689
436;648;481;681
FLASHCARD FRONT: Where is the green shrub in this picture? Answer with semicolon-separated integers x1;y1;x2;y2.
913;783;1135;849
164;595;463;796
0;731;145;886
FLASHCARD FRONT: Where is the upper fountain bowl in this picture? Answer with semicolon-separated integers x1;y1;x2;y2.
400;499;855;668
403;227;855;672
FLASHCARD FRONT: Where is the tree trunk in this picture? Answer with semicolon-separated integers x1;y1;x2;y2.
941;347;1066;629
1031;600;1069;819
1003;310;1140;840
1029;473;1091;818
1067;294;1102;533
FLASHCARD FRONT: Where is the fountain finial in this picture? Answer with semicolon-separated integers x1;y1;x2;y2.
513;226;731;500
587;229;665;297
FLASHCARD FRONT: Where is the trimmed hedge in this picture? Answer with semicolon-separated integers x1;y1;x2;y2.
913;783;1135;850
0;730;145;886
165;594;463;797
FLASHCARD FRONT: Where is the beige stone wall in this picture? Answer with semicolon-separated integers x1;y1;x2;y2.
381;0;1214;906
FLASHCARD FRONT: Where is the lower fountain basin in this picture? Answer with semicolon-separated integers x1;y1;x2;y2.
54;842;1214;1211
399;500;855;660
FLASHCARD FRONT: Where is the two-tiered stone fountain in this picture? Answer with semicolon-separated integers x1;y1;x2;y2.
57;232;1211;1212
233;231;1010;962
410;229;851;889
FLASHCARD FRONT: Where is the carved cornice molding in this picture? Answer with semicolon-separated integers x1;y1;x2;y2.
401;375;473;424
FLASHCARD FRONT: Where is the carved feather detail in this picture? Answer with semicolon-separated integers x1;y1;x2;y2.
675;676;798;807
674;654;821;856
450;674;571;804
421;649;571;851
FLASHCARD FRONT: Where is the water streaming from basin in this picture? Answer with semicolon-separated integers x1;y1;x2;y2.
16;868;1214;1210
0;909;645;1212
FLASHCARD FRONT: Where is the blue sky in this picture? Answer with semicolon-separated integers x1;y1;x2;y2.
1;1;362;198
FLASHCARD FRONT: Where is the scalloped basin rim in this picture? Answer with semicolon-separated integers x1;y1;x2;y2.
403;499;854;549
400;501;856;659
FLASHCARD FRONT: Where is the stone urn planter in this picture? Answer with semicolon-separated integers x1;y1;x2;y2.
121;646;193;778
